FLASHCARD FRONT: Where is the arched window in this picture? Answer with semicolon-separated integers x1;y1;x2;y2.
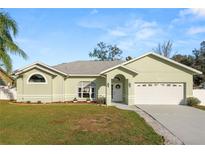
28;73;47;83
78;81;96;99
114;76;121;82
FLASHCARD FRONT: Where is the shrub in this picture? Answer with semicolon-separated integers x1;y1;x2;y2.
86;98;91;102
73;98;78;102
37;101;42;104
26;101;31;104
12;100;17;103
96;96;106;104
186;97;201;106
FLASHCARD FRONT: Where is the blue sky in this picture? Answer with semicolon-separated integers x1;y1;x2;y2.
4;8;205;70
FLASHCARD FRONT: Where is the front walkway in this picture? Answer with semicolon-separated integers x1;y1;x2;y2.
112;103;183;145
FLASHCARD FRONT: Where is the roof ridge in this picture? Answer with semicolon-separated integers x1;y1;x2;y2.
53;60;124;67
52;60;124;75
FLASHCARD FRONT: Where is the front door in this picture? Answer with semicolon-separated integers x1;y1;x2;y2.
112;83;123;102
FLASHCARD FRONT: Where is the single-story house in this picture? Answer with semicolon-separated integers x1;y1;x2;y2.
14;52;202;105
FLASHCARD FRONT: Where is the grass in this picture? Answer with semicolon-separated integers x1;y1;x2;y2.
0;102;163;145
193;105;205;111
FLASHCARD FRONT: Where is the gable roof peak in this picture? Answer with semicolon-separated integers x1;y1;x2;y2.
14;61;67;76
100;52;202;75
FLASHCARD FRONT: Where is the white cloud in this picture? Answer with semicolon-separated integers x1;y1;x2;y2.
104;19;163;51
90;9;99;15
187;26;205;35
171;8;205;25
136;28;158;40
169;8;205;34
78;17;164;52
180;8;205;18
78;17;161;40
108;29;127;37
132;19;157;29
77;19;106;29
108;19;160;39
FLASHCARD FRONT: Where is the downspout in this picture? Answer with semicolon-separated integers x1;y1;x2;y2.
51;76;54;102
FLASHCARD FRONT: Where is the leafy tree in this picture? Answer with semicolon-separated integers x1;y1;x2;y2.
126;56;133;61
172;54;194;66
0;11;28;72
89;42;122;61
153;40;173;58
172;41;205;86
200;41;205;52
192;41;205;86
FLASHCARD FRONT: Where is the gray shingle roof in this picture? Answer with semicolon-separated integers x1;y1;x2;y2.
52;60;124;75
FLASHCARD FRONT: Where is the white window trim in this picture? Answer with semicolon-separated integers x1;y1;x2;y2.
77;81;96;100
27;72;48;84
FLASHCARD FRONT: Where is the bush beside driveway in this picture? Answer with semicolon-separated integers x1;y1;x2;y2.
194;105;205;111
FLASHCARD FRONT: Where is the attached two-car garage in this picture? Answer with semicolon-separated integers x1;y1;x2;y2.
134;83;185;105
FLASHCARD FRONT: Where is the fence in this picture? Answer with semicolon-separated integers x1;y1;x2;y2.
0;86;16;100
193;89;205;106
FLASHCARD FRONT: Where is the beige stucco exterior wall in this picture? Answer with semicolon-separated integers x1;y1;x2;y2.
16;67;106;103
105;68;135;105
125;55;193;97
105;55;194;105
52;75;65;102
16;76;23;101
17;68;53;102
64;76;106;101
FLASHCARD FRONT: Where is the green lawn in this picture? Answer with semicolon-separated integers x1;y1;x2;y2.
0;102;163;145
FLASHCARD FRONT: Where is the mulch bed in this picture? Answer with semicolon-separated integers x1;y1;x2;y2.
7;101;106;106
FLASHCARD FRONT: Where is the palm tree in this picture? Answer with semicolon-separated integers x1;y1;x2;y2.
0;11;28;72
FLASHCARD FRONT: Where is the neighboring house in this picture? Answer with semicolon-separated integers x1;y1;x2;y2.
14;52;202;105
0;67;14;87
0;68;16;100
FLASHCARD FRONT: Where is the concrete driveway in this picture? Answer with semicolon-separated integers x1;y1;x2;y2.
136;105;205;145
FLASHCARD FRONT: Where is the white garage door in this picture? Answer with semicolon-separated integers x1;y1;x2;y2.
135;83;185;105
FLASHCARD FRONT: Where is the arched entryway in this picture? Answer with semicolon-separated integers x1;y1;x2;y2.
111;74;127;104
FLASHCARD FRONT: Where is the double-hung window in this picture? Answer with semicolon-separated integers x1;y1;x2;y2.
78;81;96;99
